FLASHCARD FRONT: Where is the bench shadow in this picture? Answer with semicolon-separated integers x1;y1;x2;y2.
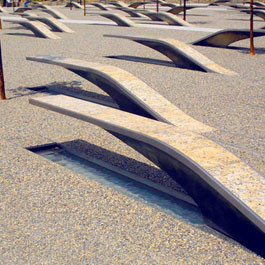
213;46;265;54
105;55;206;71
226;18;264;22
106;55;177;67
8;81;116;105
49;139;244;245
5;32;37;38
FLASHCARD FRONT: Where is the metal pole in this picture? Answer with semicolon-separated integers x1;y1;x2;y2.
156;0;158;12
183;0;186;21
0;20;6;100
83;0;86;16
70;0;72;10
249;0;255;55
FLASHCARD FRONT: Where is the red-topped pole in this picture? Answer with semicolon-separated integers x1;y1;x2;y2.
156;0;159;12
183;0;186;21
83;0;86;15
0;20;6;100
249;0;255;55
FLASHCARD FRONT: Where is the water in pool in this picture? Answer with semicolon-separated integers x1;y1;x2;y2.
35;146;204;226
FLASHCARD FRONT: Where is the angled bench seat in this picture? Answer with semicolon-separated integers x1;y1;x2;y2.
65;1;84;8
128;1;151;8
89;3;109;10
26;55;213;133
146;12;192;26
29;94;265;258
241;9;265;20
31;3;68;19
209;0;231;6
192;29;265;47
161;2;179;8
2;17;60;39
167;5;200;15
116;7;148;18
21;14;74;33
109;1;129;8
100;13;137;26
14;7;32;13
141;11;164;21
245;1;265;7
104;35;236;75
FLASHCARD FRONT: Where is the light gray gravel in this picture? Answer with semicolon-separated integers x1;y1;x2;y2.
0;4;264;264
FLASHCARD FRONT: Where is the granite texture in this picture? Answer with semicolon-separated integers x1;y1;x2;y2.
0;4;264;263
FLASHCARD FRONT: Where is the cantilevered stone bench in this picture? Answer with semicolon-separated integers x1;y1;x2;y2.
2;17;60;39
26;55;213;134
193;29;265;47
89;3;109;10
109;1;129;8
167;5;200;15
108;0;150;8
209;0;231;6
100;13;137;27
29;94;265;258
104;35;236;75
21;14;74;33
31;3;68;19
241;9;265;20
65;1;84;9
146;12;193;26
141;11;164;21
128;1;151;8
116;7;147;18
245;1;265;7
14;7;32;13
161;2;178;8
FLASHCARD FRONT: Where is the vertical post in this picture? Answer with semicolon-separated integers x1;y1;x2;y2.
249;0;255;55
83;0;86;16
156;0;158;12
0;20;6;100
183;0;186;21
70;0;72;10
12;0;15;11
143;0;145;10
180;0;182;7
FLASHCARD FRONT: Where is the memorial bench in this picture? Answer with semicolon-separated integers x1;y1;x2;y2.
29;94;265;258
104;34;236;75
1;17;60;39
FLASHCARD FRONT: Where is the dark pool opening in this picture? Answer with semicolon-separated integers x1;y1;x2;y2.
29;145;204;226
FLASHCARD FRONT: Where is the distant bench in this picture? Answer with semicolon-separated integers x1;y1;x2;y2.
104;34;236;75
192;29;265;47
1;17;60;39
21;13;73;33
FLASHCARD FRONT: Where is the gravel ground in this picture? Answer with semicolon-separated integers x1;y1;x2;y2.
0;4;264;264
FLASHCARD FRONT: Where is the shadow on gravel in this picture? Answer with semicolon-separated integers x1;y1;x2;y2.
226;18;264;22
8;81;116;106
190;21;208;25
224;46;265;54
7;86;48;99
105;55;206;71
105;55;176;67
55;139;242;245
5;32;38;38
